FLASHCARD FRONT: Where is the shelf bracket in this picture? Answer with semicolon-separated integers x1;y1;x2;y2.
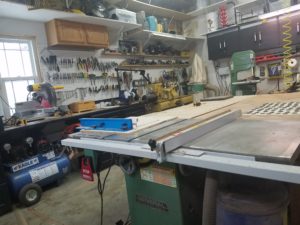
143;33;152;47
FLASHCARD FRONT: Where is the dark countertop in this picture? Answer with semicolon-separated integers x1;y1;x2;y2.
0;103;145;143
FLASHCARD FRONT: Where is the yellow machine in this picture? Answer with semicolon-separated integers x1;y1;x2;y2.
142;83;192;112
27;83;64;92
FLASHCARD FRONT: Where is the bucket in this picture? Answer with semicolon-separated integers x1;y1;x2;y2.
217;179;289;225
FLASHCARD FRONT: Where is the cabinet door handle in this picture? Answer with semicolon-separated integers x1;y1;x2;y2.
259;31;262;42
297;22;300;33
254;33;257;42
219;42;222;49
223;41;226;48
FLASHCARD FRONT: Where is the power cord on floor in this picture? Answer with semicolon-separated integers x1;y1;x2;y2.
96;166;112;225
115;214;131;225
124;214;131;225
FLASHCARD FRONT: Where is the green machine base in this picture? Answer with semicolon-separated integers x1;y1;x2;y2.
124;163;205;225
230;50;257;96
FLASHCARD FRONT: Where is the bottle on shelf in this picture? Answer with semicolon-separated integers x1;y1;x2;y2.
147;16;158;31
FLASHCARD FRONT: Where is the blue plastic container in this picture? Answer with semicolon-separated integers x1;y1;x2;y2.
217;180;289;225
147;16;157;31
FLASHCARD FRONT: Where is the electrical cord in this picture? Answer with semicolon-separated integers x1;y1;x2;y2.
96;166;112;225
3;115;18;126
26;92;31;101
0;95;13;110
124;214;131;225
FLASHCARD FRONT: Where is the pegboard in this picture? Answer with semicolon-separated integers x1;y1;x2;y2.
41;55;120;106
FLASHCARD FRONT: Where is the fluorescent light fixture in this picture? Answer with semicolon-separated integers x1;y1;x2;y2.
259;4;300;20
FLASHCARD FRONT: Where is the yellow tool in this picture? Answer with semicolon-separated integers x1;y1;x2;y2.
27;83;64;92
26;83;63;108
143;83;192;112
17;119;28;126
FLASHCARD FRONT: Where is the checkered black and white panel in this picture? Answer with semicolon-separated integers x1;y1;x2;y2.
246;102;300;115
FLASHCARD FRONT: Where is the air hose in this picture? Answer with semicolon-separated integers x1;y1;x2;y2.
281;1;293;89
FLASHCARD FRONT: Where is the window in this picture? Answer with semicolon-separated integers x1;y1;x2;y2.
0;37;39;116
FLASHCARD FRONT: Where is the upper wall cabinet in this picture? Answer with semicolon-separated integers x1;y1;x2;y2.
207;17;291;60
239;18;280;53
55;20;86;44
45;19;109;49
84;25;108;46
207;27;240;60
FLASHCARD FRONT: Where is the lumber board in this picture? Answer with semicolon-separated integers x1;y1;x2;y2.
143;96;251;119
80;116;176;135
78;93;300;138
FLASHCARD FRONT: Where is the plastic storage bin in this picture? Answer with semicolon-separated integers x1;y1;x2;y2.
217;179;289;225
109;8;137;24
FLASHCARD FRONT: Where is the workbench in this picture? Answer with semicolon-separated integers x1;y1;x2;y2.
62;93;300;184
0;103;145;147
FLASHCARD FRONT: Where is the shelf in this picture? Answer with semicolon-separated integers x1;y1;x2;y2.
103;53;191;59
188;0;237;17
0;1;141;33
125;0;193;21
125;29;184;41
124;29;205;50
118;64;189;69
235;0;265;9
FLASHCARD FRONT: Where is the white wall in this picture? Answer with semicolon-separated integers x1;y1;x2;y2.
0;18;176;109
0;18;48;50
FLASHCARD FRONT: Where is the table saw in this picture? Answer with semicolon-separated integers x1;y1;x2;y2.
62;93;300;225
62;93;300;184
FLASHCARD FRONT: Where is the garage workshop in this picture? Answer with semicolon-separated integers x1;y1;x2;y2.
1;0;300;225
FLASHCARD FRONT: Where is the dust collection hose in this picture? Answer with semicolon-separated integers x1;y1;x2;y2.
281;0;293;88
202;170;218;225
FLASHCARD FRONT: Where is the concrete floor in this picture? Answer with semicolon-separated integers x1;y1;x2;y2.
0;166;129;225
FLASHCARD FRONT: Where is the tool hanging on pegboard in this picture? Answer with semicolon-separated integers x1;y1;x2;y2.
42;54;120;104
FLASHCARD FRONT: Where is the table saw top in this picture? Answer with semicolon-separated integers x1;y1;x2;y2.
70;92;300;164
184;118;300;163
63;93;300;183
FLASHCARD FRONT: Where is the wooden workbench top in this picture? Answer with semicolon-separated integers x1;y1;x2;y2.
142;92;300;122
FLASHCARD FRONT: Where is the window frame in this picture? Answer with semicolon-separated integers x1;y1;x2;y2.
0;35;42;117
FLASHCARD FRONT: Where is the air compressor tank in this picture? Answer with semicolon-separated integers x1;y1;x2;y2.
6;154;70;205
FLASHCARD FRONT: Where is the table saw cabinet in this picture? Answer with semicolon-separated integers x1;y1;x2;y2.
125;163;205;225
